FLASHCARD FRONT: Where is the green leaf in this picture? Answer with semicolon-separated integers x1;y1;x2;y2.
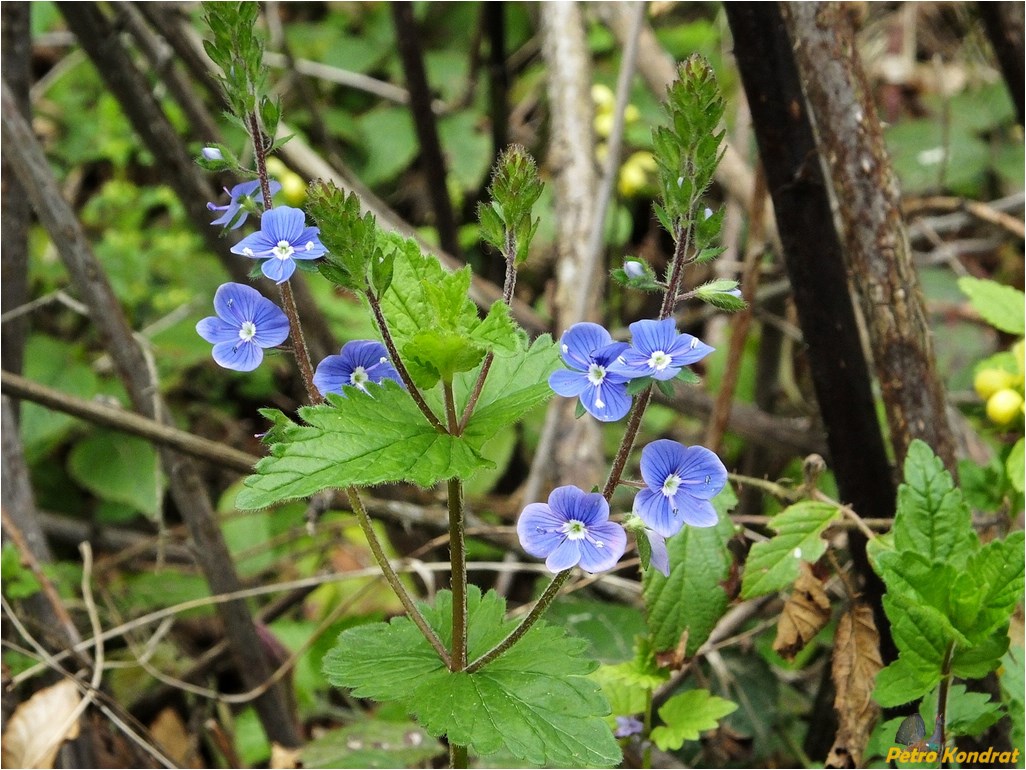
1;543;41;599
644;486;737;656
67;430;163;517
740;501;841;598
651;690;738;750
301;719;443;768
458;336;560;446
874;654;941;707
892;440;977;568
322;587;621;767
377;234;518;389
943;685;1005;738
958;277;1026;335
237;381;492;509
999;646;1024;750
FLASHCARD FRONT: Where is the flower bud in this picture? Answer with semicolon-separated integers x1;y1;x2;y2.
201;146;223;161
624;260;646;279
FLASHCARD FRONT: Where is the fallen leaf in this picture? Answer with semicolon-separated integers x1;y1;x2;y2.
825;601;883;768
773;562;831;660
270;742;302;769
149;708;202;768
1;679;82;768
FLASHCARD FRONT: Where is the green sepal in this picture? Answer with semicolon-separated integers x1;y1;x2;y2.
626;376;653;396
695;279;747;311
674;367;701;385
575;399;587;419
655;378;676;398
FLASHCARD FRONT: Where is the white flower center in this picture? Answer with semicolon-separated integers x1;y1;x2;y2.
350;366;369;387
587;363;606;386
272;240;295;260
662;474;682;497
238;321;257;342
561;519;604;548
647;350;672;371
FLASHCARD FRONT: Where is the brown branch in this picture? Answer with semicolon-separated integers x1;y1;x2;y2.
0;370;260;474
782;2;958;475
1;76;301;748
391;2;462;259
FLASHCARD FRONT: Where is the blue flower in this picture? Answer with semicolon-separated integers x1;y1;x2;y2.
615;318;714;381
549;322;632;422
196;282;289;371
230;206;327;283
517;486;627;574
633;439;727;537
614;716;644;738
207;179;281;230
313;340;403;397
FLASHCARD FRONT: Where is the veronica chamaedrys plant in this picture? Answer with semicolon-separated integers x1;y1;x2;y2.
199;6;738;763
196;282;289;371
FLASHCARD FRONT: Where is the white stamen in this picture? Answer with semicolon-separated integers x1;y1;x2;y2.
689;337;699;349
238;321;257;342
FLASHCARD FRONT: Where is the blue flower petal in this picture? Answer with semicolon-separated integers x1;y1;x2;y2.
559;322;614;369
548;486;607;525
212;339;263;372
262;206;306;244
644;528;670;576
633;488;685;538
292;226;328;258
231;228;276;258
517;502;568;559
579;379;631;421
675;496;719;527
261;255;296;284
545;538;583;572
665;333;715;366
676;445;728;500
548;369;590;397
313;354;351;397
628;318;677;355
575;521;626;573
251;304;290;348
213;282;260;327
195;316;239;344
639;439;686;490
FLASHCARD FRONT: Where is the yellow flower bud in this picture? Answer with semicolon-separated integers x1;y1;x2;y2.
986;388;1024;425
975;368;1017;400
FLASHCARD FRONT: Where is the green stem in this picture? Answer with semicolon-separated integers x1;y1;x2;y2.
466;570;572;673
347;486;451;665
365;289;446;433
456;231;517;433
444;382;468;671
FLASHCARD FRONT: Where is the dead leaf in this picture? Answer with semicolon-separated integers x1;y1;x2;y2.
773;562;831;660
149;708;202;768
825;601;883;768
1;680;82;768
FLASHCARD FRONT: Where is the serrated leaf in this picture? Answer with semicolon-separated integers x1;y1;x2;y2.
322;588;621;768
741;501;841;598
404;331;486;387
943;685;1005;738
958;276;1026;335
644;486;737;657
651;690;737;750
893;440;977;567
458;336;560;445
874;654;940;708
237;381;492;509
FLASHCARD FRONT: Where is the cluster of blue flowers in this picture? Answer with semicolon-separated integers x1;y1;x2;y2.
518;320;726;577
196;179;400;390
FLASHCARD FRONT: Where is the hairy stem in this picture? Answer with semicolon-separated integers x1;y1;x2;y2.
347;487;450;665
449;743;468;769
443;381;468;671
366;289;446;432
937;641;955;763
